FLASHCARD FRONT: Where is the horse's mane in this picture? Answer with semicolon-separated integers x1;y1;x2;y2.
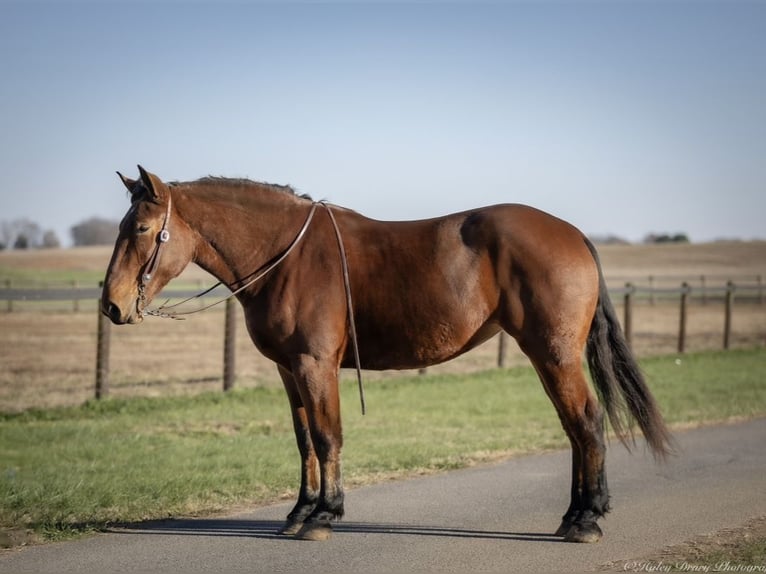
177;176;312;200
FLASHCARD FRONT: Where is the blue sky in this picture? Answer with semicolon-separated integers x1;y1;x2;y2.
1;1;764;246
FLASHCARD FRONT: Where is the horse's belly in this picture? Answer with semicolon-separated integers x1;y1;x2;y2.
350;316;501;371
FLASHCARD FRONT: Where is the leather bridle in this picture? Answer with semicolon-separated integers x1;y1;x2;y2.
137;192;173;316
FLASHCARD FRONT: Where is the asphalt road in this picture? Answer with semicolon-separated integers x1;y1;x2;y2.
2;418;765;574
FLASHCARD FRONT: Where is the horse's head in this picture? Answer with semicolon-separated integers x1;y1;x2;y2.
101;166;195;324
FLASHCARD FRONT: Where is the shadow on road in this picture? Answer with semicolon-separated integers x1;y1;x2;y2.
108;519;563;543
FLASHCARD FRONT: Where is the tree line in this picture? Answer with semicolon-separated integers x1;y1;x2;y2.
1;217;694;251
0;217;118;250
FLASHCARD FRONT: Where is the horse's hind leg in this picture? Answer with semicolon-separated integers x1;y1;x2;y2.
523;347;609;543
277;365;320;535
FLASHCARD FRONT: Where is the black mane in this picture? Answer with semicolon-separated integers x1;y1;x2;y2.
182;176;311;200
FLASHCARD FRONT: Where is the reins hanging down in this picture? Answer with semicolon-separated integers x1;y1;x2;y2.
322;204;367;416
142;198;367;415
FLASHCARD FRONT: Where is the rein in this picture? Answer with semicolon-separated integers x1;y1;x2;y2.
142;200;320;319
138;195;367;415
324;205;367;415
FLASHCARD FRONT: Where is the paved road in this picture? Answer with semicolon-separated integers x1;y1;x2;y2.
3;418;765;574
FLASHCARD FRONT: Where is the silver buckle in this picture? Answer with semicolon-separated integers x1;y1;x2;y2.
159;229;170;243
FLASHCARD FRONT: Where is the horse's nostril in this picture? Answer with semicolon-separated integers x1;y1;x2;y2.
103;301;123;324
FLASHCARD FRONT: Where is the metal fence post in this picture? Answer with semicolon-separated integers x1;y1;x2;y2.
223;297;237;391
95;282;110;399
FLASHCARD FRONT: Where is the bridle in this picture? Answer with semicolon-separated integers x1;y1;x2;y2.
133;191;367;413
137;193;173;315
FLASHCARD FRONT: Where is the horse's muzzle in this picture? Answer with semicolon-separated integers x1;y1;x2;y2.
102;299;142;325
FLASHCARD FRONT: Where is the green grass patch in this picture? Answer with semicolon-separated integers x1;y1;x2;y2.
643;349;766;424
1;348;764;541
0;266;105;286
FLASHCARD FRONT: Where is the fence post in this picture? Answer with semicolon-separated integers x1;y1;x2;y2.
95;282;110;399
758;274;763;305
497;332;508;368
723;281;735;350
678;282;690;354
223;297;237;391
623;283;634;348
700;274;707;305
648;275;655;306
5;279;11;313
72;280;80;312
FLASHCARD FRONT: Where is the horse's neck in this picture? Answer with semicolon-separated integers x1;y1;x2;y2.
179;188;304;286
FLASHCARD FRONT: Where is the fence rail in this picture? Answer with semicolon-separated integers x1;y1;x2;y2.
2;275;762;302
1;277;764;402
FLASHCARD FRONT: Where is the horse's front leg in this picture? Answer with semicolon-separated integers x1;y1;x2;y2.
277;365;320;535
290;354;345;541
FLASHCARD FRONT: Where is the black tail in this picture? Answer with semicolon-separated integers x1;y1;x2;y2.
583;238;675;460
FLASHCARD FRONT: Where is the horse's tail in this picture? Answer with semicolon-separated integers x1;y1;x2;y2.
583;237;675;460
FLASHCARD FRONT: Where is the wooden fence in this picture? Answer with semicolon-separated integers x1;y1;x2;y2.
1;276;764;401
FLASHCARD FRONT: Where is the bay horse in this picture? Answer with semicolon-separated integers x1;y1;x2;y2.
102;166;673;543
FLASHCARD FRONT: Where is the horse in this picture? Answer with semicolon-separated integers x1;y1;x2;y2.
102;166;673;543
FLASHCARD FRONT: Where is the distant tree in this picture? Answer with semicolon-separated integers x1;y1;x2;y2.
70;217;119;246
589;234;630;245
13;234;29;249
41;230;61;249
1;218;42;249
643;232;691;244
0;221;11;249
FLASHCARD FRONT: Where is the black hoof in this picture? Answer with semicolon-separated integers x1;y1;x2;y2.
564;521;603;543
296;522;333;541
278;520;304;536
554;519;574;537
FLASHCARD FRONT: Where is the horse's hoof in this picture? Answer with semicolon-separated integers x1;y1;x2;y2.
554;520;574;537
278;520;304;536
564;521;603;543
296;523;333;541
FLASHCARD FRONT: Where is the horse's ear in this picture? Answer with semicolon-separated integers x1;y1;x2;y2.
116;171;136;193
137;165;167;203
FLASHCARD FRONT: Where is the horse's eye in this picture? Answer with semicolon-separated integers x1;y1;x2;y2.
137;223;150;234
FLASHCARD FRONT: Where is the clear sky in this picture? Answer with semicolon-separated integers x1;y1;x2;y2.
1;1;764;246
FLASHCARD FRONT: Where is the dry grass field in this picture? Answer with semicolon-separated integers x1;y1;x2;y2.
1;241;764;412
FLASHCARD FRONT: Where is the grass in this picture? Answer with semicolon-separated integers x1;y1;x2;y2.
645;350;766;423
0;267;105;286
1;348;765;543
